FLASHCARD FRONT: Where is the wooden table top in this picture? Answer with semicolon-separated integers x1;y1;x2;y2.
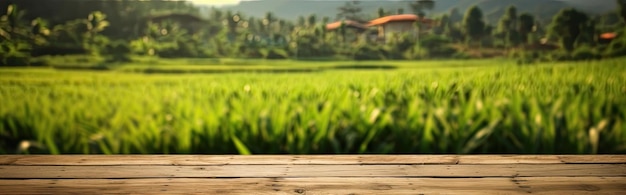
1;155;625;194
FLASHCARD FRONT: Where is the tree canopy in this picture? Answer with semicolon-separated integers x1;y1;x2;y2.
463;6;486;45
548;8;590;52
409;0;435;17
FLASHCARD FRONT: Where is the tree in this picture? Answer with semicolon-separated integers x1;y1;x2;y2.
264;12;276;40
497;6;520;47
298;16;306;27
462;6;486;46
548;8;590;52
322;16;330;24
445;8;464;43
1;4;28;40
336;1;364;22
307;14;317;27
377;7;386;18
0;4;32;66
338;21;347;44
84;11;110;55
619;0;626;24
409;0;435;17
518;13;535;44
449;8;463;24
433;14;450;35
30;18;50;46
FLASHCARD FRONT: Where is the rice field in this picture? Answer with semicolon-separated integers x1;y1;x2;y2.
1;58;625;154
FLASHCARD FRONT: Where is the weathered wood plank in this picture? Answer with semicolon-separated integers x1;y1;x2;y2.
1;164;624;179
1;155;624;166
0;155;460;165
0;177;624;194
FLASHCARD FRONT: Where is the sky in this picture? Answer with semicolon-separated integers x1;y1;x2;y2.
188;0;243;7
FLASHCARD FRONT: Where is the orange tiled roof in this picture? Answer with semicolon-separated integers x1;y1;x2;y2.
600;32;617;40
367;14;433;26
326;20;368;30
325;15;435;30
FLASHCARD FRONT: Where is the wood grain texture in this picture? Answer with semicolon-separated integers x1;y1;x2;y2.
0;155;624;194
0;177;624;195
1;155;625;165
1;164;625;179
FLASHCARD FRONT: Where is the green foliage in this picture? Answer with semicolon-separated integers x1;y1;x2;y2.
0;41;31;66
104;40;132;63
451;52;472;59
1;59;626;154
386;33;417;59
260;48;289;59
496;6;520;47
462;6;486;45
419;35;458;58
336;1;364;22
571;45;600;60
86;11;109;34
0;4;35;66
307;14;317;27
50;19;87;47
432;14;449;35
409;0;435;16
3;0;626;63
33;55;104;68
604;36;626;57
139;21;209;58
548;8;590;52
518;13;535;44
81;11;111;56
2;4;28;34
377;7;386;18
547;50;573;61
509;50;547;64
291;28;336;59
353;44;386;60
619;0;626;24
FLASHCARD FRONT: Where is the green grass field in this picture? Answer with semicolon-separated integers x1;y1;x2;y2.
1;58;625;154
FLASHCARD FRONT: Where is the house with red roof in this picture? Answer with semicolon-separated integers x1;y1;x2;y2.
325;20;372;43
325;20;369;32
325;14;434;43
598;32;618;44
367;14;433;43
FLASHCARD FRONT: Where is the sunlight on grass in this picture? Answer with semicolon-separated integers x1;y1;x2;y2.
1;58;625;154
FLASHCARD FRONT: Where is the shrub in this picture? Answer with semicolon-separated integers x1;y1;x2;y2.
604;38;626;58
420;35;447;48
452;52;472;59
386;33;416;59
1;55;31;66
429;45;458;58
509;50;544;65
571;46;599;61
261;48;289;59
353;45;386;60
0;42;32;66
419;35;458;58
548;50;572;61
31;46;88;57
153;40;203;59
30;57;51;67
104;41;132;63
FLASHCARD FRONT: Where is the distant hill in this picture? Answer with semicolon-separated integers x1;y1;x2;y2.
454;0;571;24
210;0;618;24
555;0;618;14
